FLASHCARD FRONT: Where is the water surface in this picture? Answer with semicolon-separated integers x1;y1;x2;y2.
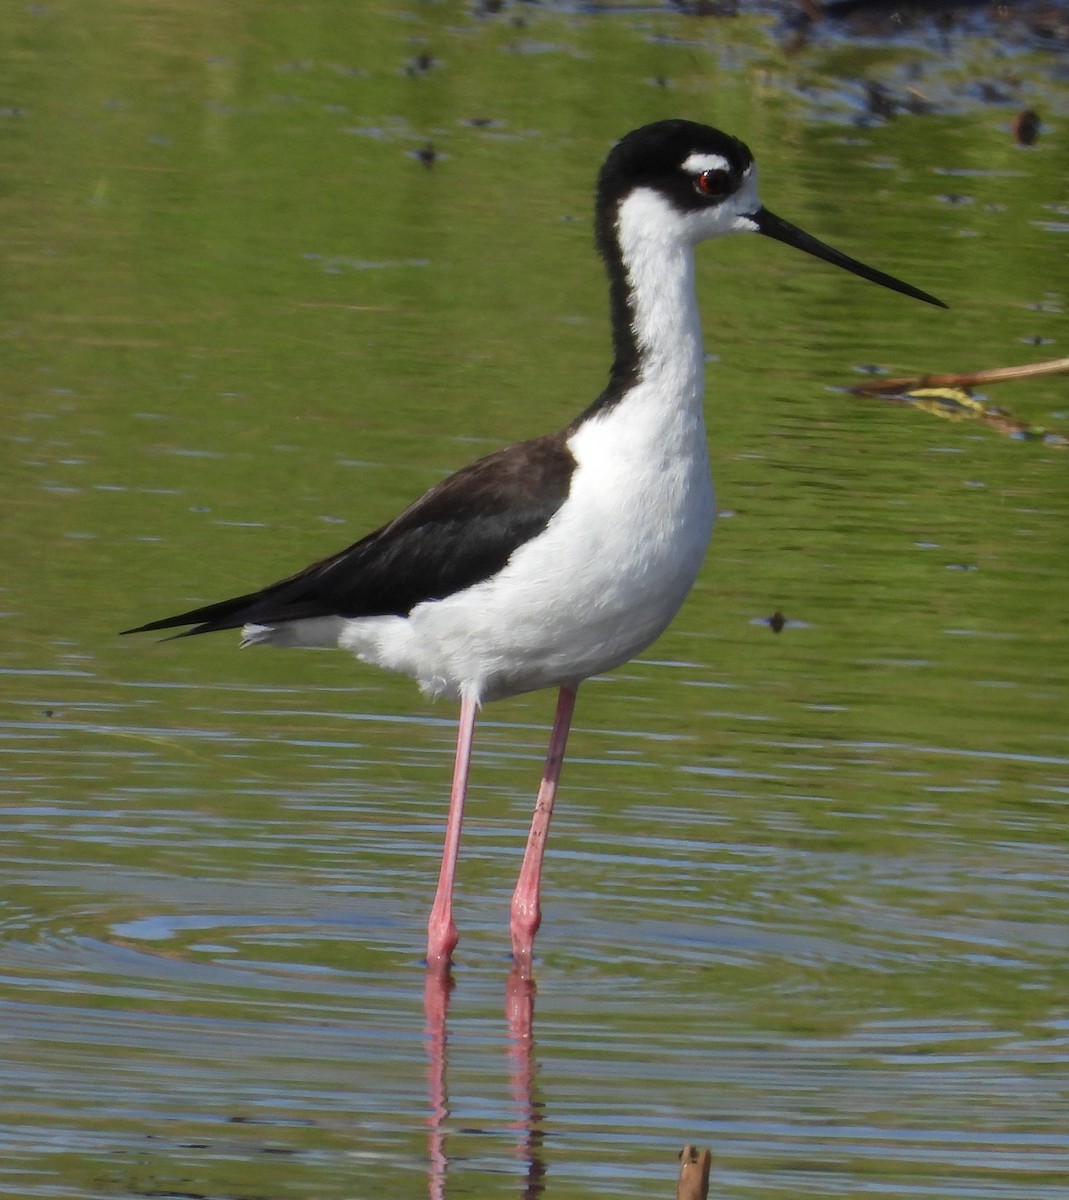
2;4;1067;1198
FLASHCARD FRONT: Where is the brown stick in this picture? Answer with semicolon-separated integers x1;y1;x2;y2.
847;356;1069;396
676;1144;712;1200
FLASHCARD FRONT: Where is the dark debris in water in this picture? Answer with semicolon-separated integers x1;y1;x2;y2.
405;51;437;77
521;0;1069;47
752;610;810;631
1013;108;1043;145
775;0;1069;51
412;141;439;168
481;2;1067;129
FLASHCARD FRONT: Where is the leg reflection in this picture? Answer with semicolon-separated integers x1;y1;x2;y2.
424;965;548;1199
424;965;454;1200
506;965;547;1198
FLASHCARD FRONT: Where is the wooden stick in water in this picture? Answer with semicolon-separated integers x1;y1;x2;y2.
848;356;1069;396
676;1144;712;1200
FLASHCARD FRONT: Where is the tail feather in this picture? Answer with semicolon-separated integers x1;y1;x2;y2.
122;527;383;641
120;589;268;638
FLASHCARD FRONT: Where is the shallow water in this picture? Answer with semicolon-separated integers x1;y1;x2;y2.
2;4;1068;1198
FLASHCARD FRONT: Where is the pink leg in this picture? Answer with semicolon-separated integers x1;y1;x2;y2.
510;683;579;969
426;694;478;968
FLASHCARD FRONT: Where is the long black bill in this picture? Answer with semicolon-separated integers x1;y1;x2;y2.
753;207;947;309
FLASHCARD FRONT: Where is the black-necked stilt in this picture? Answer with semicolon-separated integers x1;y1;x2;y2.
123;120;944;970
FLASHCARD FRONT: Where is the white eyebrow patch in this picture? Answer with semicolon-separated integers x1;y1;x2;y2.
682;152;731;175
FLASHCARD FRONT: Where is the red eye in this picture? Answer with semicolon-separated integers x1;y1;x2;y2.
695;168;732;198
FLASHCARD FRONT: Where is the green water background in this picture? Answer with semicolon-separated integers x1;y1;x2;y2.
1;3;1067;1198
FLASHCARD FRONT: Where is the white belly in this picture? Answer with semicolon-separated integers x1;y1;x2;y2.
321;396;716;704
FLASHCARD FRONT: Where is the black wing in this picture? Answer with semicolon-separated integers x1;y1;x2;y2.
122;431;577;638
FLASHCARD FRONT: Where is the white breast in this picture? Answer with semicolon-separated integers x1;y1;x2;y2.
332;379;715;704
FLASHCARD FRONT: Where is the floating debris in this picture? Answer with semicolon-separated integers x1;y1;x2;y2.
406;51;436;77
413;142;438;169
752;610;808;632
1013;109;1041;146
848;358;1069;446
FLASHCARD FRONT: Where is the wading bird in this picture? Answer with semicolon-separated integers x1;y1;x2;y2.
124;120;943;970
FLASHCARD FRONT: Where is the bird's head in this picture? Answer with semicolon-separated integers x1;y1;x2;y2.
597;119;945;308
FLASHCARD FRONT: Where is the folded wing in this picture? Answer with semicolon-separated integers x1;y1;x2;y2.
122;432;577;639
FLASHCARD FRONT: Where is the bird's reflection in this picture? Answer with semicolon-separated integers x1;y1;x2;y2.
423;967;454;1200
505;966;546;1198
423;964;547;1199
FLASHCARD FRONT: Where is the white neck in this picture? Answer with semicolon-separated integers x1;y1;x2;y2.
614;188;707;415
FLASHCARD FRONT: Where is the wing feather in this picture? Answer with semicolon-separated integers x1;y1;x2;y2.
123;432;576;638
